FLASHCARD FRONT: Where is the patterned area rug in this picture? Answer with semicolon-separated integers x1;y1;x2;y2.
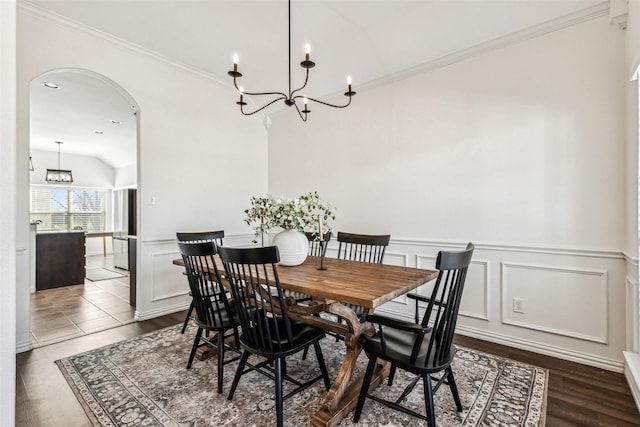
56;324;547;426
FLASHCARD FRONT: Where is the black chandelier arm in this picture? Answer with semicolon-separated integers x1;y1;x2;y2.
296;95;353;109
229;0;354;122
289;68;310;99
294;103;308;122
241;90;288;97
233;78;287;98
239;95;288;116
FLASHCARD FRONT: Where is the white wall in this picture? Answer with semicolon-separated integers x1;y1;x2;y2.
17;6;268;330
269;15;628;370
115;163;136;188
622;0;640;411
0;0;17;423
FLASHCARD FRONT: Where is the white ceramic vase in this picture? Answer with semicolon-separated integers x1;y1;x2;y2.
271;229;308;266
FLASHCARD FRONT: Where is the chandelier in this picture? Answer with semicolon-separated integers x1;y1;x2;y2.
228;0;356;122
46;141;73;183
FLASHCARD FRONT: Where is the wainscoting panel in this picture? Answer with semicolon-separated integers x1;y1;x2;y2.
501;262;608;344
151;250;190;302
136;235;627;371
137;234;257;321
385;251;409;267
411;254;488;321
461;260;490;321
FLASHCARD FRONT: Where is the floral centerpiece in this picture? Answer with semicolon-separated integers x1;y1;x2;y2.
244;192;335;265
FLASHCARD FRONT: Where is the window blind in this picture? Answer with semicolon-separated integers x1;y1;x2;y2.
30;187;106;232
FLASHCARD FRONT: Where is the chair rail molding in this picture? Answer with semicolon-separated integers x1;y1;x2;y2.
391;236;625;259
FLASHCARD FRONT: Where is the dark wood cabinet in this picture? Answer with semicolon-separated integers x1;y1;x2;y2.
36;231;85;291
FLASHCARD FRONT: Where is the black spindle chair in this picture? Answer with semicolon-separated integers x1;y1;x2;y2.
217;245;332;427
353;243;475;426
177;241;241;394
335;232;390;319
336;232;390;264
306;231;331;257
176;230;224;334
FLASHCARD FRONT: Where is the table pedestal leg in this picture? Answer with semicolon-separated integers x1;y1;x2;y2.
311;303;385;427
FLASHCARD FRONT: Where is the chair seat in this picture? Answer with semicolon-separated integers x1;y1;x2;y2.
353;243;474;426
193;303;239;332
363;327;456;373
241;318;325;358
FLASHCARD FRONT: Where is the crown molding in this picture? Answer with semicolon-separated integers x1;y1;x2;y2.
17;1;228;88
309;1;611;108
609;0;628;30
18;0;610;124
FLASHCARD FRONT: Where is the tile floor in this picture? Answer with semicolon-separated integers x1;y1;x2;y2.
30;255;136;347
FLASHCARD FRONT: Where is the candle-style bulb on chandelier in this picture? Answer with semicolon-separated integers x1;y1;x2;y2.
228;0;356;122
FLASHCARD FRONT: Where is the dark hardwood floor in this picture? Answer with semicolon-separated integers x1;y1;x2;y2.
15;311;640;426
454;335;640;427
16;311;185;427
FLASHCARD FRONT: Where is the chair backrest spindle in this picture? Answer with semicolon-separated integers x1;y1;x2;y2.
178;241;234;330
218;246;295;353
177;230;224;246
306;231;331;257
336;232;390;264
412;243;474;368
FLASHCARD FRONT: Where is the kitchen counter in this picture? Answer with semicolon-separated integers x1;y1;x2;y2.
36;231;85;290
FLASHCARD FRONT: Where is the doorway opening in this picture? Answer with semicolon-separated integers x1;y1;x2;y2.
28;68;139;347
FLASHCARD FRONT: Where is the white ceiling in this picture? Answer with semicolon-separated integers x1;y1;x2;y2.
25;0;605;168
30;70;138;169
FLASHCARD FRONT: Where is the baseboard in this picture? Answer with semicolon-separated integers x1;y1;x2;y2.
455;326;623;373
16;339;33;354
624;351;640;413
375;307;624;373
134;301;190;322
86;250;112;257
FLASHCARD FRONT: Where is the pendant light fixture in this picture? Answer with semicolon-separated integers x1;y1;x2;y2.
228;0;356;122
46;141;73;183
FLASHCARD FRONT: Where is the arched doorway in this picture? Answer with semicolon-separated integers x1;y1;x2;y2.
27;68;139;347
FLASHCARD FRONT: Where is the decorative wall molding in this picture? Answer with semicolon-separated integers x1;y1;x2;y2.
624;251;639;267
501;262;609;344
135;301;190;322
151;250;188;302
141;233;254;246
385;250;409;267
458;325;624;373
392;237;624;260
139;234;625;261
624;351;640;412
304;2;611;108
375;307;623;372
138;234;623;372
462;259;490;321
609;0;628;29
416;254;438;269
17;1;228;88
412;254;489;321
15;340;33;354
626;276;639;353
19;0;610;124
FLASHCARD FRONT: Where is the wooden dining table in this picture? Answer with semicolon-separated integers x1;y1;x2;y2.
173;254;438;427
